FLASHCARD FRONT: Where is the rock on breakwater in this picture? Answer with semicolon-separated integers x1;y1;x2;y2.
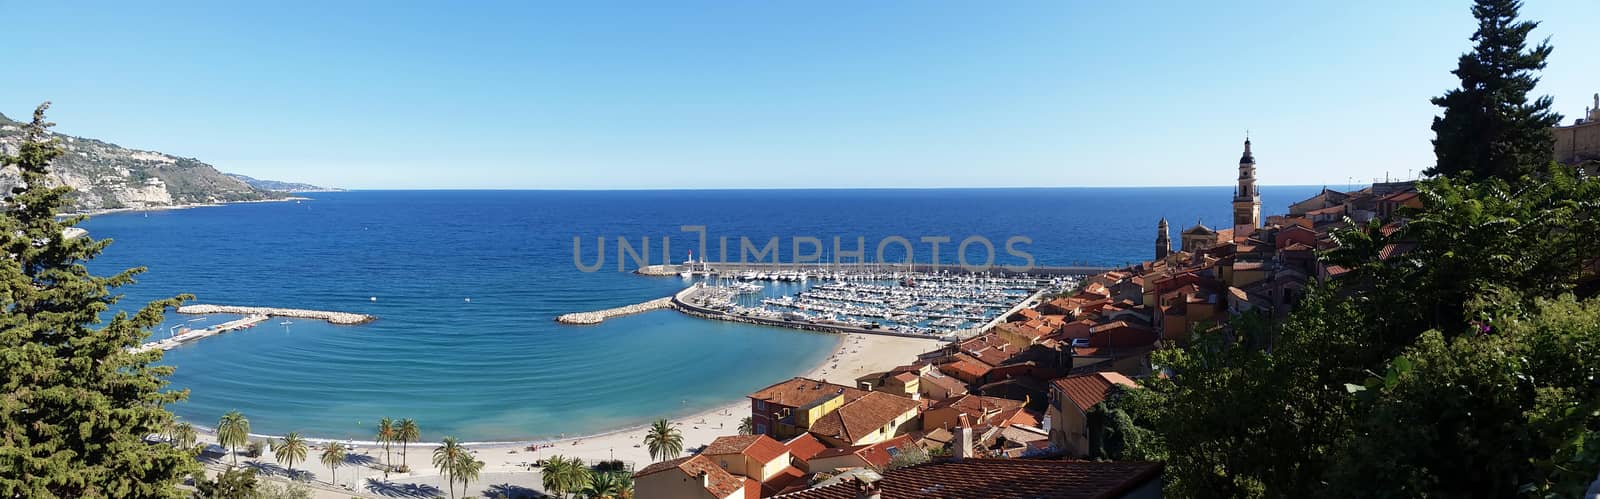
176;304;375;325
556;297;673;325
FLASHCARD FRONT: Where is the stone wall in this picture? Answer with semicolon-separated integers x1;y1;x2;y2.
1555;121;1600;166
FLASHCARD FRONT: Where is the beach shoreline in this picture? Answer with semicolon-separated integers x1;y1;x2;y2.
66;196;312;218
183;331;944;496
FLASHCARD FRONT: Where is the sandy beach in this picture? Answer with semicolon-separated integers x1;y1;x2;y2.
190;332;944;498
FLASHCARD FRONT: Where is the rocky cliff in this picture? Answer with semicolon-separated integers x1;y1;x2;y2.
0;111;285;212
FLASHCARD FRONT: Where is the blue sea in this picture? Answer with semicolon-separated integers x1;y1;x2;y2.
82;187;1320;442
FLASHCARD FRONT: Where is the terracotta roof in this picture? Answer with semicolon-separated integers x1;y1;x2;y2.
783;433;830;462
806;434;916;470
930;393;1024;413
635;454;746;498
809;391;921;444
890;372;918;384
937;355;992;380
958;333;1015;367
773;458;1163;499
750;377;868;408
743;477;761;499
1378;242;1417;260
704;434;788;465
1307;204;1346;216
762;465;808;497
930;395;1032;429
917;372;968;394
1051;372;1138;413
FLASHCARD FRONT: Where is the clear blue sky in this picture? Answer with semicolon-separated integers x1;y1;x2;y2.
3;1;1596;189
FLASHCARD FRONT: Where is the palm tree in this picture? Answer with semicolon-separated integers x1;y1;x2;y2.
432;437;466;499
217;411;251;466
583;471;634;499
454;454;484;496
542;455;592;498
396;418;420;470
320;442;347;487
377;417;395;472
271;432;309;480
173;422;199;450
738;417;754;436
643;418;682;462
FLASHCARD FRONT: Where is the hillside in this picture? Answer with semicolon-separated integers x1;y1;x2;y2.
0;111;285;212
224;173;339;192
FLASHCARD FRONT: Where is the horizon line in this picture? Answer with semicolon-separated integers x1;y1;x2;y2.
308;182;1397;192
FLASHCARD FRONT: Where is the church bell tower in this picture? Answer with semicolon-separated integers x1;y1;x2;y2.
1155;217;1171;261
1233;136;1261;230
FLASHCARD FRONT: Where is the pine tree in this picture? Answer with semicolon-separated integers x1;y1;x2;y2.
1427;0;1561;182
0;103;198;497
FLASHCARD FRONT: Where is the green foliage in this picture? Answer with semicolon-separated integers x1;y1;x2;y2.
270;432;308;479
0;103;199;497
396;418;420;470
218;411;251;466
192;468;259;498
1085;385;1162;461
173;422;200;450
1427;0;1562;181
581;471;633;499
377;417;395;472
643;419;683;462
1324;295;1600;497
738;417;754;436
453;453;484;497
541;455;593;498
1114;118;1600;498
319;442;347;486
252;480;312;499
432;437;466;499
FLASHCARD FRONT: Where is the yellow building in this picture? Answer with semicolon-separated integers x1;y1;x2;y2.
701;434;793;482
808;391;923;447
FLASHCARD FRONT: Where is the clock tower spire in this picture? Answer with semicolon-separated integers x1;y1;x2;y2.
1232;135;1261;231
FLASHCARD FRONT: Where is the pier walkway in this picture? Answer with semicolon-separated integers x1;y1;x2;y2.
132;314;270;353
947;288;1049;340
176;304;375;325
556;297;673;325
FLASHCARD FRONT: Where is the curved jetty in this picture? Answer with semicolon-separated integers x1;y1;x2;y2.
177;304;375;325
556;297;672;325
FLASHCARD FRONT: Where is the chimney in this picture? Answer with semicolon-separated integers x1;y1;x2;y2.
853;478;883;499
698;471;710;489
955;423;974;459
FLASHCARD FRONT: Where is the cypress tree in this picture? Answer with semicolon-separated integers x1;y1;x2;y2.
1427;0;1561;182
0;103;197;497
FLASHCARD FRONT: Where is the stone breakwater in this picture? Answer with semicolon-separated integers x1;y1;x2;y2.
556;297;673;325
176;304;375;325
633;264;685;276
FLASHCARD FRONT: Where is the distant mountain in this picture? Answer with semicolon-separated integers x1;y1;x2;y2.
0;111;287;212
224;173;340;192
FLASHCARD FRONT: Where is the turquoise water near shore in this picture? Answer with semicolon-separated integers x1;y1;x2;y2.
81;187;1320;441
